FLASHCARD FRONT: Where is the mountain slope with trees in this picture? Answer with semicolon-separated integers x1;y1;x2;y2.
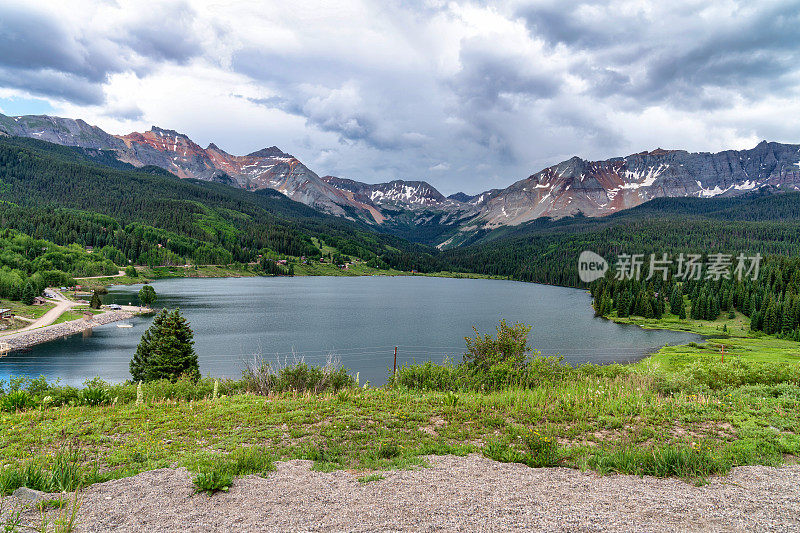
0;136;440;272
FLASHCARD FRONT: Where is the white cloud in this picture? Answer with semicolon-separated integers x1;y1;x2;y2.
0;0;798;195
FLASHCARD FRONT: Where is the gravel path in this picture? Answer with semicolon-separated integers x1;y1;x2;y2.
14;454;800;532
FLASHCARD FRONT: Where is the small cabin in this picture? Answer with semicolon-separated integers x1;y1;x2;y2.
32;297;48;306
0;309;12;320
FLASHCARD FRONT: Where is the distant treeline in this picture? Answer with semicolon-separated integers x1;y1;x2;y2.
440;191;800;287
590;255;800;341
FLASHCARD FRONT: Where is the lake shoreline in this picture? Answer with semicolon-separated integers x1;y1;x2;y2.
2;277;699;386
0;310;135;353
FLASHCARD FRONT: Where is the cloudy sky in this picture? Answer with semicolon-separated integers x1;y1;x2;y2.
1;0;798;194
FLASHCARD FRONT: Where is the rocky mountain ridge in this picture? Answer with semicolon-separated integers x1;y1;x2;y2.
2;112;799;248
472;142;800;229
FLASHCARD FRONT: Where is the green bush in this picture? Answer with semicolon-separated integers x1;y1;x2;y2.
392;360;467;391
482;431;560;468
192;469;233;495
688;359;800;389
464;319;531;372
521;430;560;467
241;358;356;395
78;386;112;406
0;391;35;412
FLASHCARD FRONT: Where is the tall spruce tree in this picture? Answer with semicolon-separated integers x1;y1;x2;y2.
21;282;36;305
130;309;199;382
90;291;102;309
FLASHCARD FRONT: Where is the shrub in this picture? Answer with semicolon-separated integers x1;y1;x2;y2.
483;431;560;468
464;319;531;372
521;430;559;468
392;360;467;391
45;386;80;407
688;359;800;389
0;391;35;412
192;469;233;495
78;386;111;406
241;354;355;395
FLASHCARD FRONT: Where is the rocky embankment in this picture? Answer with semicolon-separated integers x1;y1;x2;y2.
0;311;133;351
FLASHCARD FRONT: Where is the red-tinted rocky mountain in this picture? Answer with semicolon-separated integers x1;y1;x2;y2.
472;142;800;228
2;113;799;244
0;114;370;220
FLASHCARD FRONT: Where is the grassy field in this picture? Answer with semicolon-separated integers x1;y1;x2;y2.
1;282;799;508
0;299;55;320
1;330;799;499
607;308;800;371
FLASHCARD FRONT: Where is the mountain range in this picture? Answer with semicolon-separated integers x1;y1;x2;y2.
2;112;799;248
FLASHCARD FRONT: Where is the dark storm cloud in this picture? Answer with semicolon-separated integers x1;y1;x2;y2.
451;40;561;107
0;68;105;105
0;2;201;104
235;47;434;152
517;0;616;50
0;5;117;83
519;0;800;111
119;1;202;63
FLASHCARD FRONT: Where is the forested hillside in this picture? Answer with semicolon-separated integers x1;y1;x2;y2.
0;137;440;272
441;191;800;286
0;229;117;301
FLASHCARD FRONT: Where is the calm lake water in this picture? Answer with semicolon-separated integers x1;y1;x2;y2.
0;276;699;386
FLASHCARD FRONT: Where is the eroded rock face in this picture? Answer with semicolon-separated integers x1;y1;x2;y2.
2;112;799;235
474;142;800;228
0;114;367;220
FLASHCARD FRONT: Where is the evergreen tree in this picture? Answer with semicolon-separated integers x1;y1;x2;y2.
670;286;683;315
130;309;199;382
21;282;36;305
90;291;102;309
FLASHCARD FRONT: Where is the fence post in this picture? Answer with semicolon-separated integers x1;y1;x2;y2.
393;346;397;378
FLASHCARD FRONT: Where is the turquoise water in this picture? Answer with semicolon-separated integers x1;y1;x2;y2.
0;276;699;386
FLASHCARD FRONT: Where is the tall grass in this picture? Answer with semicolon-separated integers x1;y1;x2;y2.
241;352;355;395
588;445;732;478
0;448;112;496
187;446;276;495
